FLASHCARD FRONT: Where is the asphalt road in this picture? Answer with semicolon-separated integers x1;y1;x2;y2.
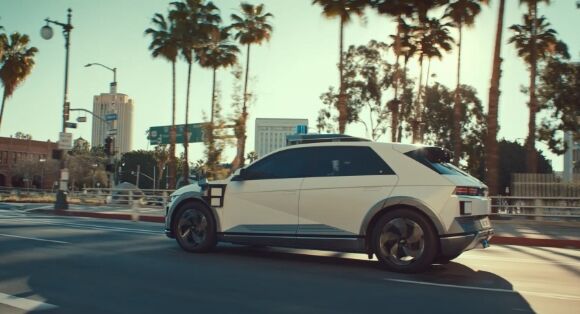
0;209;579;314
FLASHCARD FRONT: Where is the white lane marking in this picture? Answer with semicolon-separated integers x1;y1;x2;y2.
0;292;58;311
0;233;70;244
0;217;162;235
384;279;580;301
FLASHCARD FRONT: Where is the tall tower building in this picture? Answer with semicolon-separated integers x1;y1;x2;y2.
91;84;133;155
254;118;308;158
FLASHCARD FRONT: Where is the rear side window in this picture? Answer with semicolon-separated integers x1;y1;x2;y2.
305;146;395;177
404;148;465;176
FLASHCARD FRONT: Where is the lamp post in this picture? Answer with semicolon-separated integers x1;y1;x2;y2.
85;62;117;93
41;8;73;210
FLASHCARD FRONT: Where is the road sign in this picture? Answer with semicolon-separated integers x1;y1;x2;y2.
105;113;118;121
58;132;73;150
65;122;77;129
107;129;117;136
77;116;87;122
148;123;207;145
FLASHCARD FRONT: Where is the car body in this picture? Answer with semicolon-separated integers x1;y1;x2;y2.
165;135;493;272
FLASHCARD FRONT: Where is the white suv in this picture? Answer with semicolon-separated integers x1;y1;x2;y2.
165;135;493;273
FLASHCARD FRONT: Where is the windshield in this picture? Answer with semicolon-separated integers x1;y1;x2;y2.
404;148;466;176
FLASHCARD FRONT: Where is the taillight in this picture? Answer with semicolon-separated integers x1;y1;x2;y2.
454;186;486;196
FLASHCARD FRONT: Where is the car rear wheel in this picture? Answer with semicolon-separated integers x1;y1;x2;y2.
174;202;217;253
372;208;437;273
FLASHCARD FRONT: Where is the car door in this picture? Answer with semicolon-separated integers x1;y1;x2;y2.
222;148;307;235
298;145;399;236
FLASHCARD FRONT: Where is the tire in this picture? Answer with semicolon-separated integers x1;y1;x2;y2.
372;208;438;273
173;202;217;253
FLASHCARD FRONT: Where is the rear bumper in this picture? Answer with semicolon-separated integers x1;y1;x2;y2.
439;228;494;257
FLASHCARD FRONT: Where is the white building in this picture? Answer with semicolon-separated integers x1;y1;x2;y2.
254;118;308;158
91;84;133;156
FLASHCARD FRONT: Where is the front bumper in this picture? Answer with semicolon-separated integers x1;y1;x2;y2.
439;228;494;258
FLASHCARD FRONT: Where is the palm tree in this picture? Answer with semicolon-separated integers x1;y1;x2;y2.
373;1;414;142
145;13;179;189
229;2;273;169
313;0;367;135
411;15;454;143
197;28;239;125
509;12;569;172
396;23;417;143
0;33;38;132
153;144;169;189
486;0;505;196
169;0;221;185
445;0;487;165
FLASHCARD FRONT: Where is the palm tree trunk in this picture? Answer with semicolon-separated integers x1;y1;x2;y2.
453;24;463;165
208;67;217;172
486;0;506;196
398;58;409;143
526;2;538;173
0;94;6;132
412;54;425;144
169;61;177;189
182;61;192;185
338;17;347;134
211;68;217;125
425;58;432;87
391;17;403;142
236;43;251;169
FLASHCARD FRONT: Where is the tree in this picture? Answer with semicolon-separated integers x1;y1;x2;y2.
537;59;579;154
411;15;454;143
421;83;487;178
12;131;32;140
312;0;367;135
485;0;506;195
0;33;38;132
497;139;552;194
145;13;179;189
169;0;221;185
317;40;394;140
372;1;414;142
153;145;169;189
509;10;569;173
229;2;273;169
119;150;158;189
445;0;488;164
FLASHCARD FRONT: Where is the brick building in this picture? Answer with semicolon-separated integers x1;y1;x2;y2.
0;137;58;189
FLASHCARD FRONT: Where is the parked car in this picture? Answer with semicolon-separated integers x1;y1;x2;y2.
164;134;493;273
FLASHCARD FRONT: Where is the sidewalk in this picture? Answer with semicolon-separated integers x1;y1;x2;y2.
4;202;579;249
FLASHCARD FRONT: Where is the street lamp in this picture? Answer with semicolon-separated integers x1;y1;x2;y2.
85;63;117;93
39;158;46;190
41;8;73;210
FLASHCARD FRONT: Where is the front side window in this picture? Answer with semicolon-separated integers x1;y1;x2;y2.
242;148;310;180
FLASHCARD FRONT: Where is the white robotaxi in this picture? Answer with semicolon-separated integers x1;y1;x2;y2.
165;134;493;273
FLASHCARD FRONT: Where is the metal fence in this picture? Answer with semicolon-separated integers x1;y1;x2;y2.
511;173;580;197
491;195;580;221
0;186;172;209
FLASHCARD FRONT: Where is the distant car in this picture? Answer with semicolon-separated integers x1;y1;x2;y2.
164;135;493;273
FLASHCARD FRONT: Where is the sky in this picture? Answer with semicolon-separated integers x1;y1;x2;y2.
0;0;578;171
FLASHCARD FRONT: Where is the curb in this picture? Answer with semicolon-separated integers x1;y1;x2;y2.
33;209;165;224
28;209;579;249
490;236;579;249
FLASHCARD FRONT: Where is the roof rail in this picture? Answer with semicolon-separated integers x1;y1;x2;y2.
286;134;370;146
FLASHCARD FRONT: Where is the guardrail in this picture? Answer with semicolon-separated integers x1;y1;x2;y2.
490;196;580;221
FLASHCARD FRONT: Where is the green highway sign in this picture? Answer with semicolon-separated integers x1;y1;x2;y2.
148;123;207;145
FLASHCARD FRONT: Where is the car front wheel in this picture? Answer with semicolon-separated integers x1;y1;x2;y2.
372;208;438;273
174;202;217;253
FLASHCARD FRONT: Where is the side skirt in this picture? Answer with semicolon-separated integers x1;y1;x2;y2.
218;233;366;253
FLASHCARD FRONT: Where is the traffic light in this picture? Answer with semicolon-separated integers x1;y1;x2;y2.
104;137;113;156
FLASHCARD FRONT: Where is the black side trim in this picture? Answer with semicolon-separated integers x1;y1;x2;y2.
219;232;364;239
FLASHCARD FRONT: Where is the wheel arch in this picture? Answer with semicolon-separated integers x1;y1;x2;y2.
169;193;221;233
360;197;445;253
